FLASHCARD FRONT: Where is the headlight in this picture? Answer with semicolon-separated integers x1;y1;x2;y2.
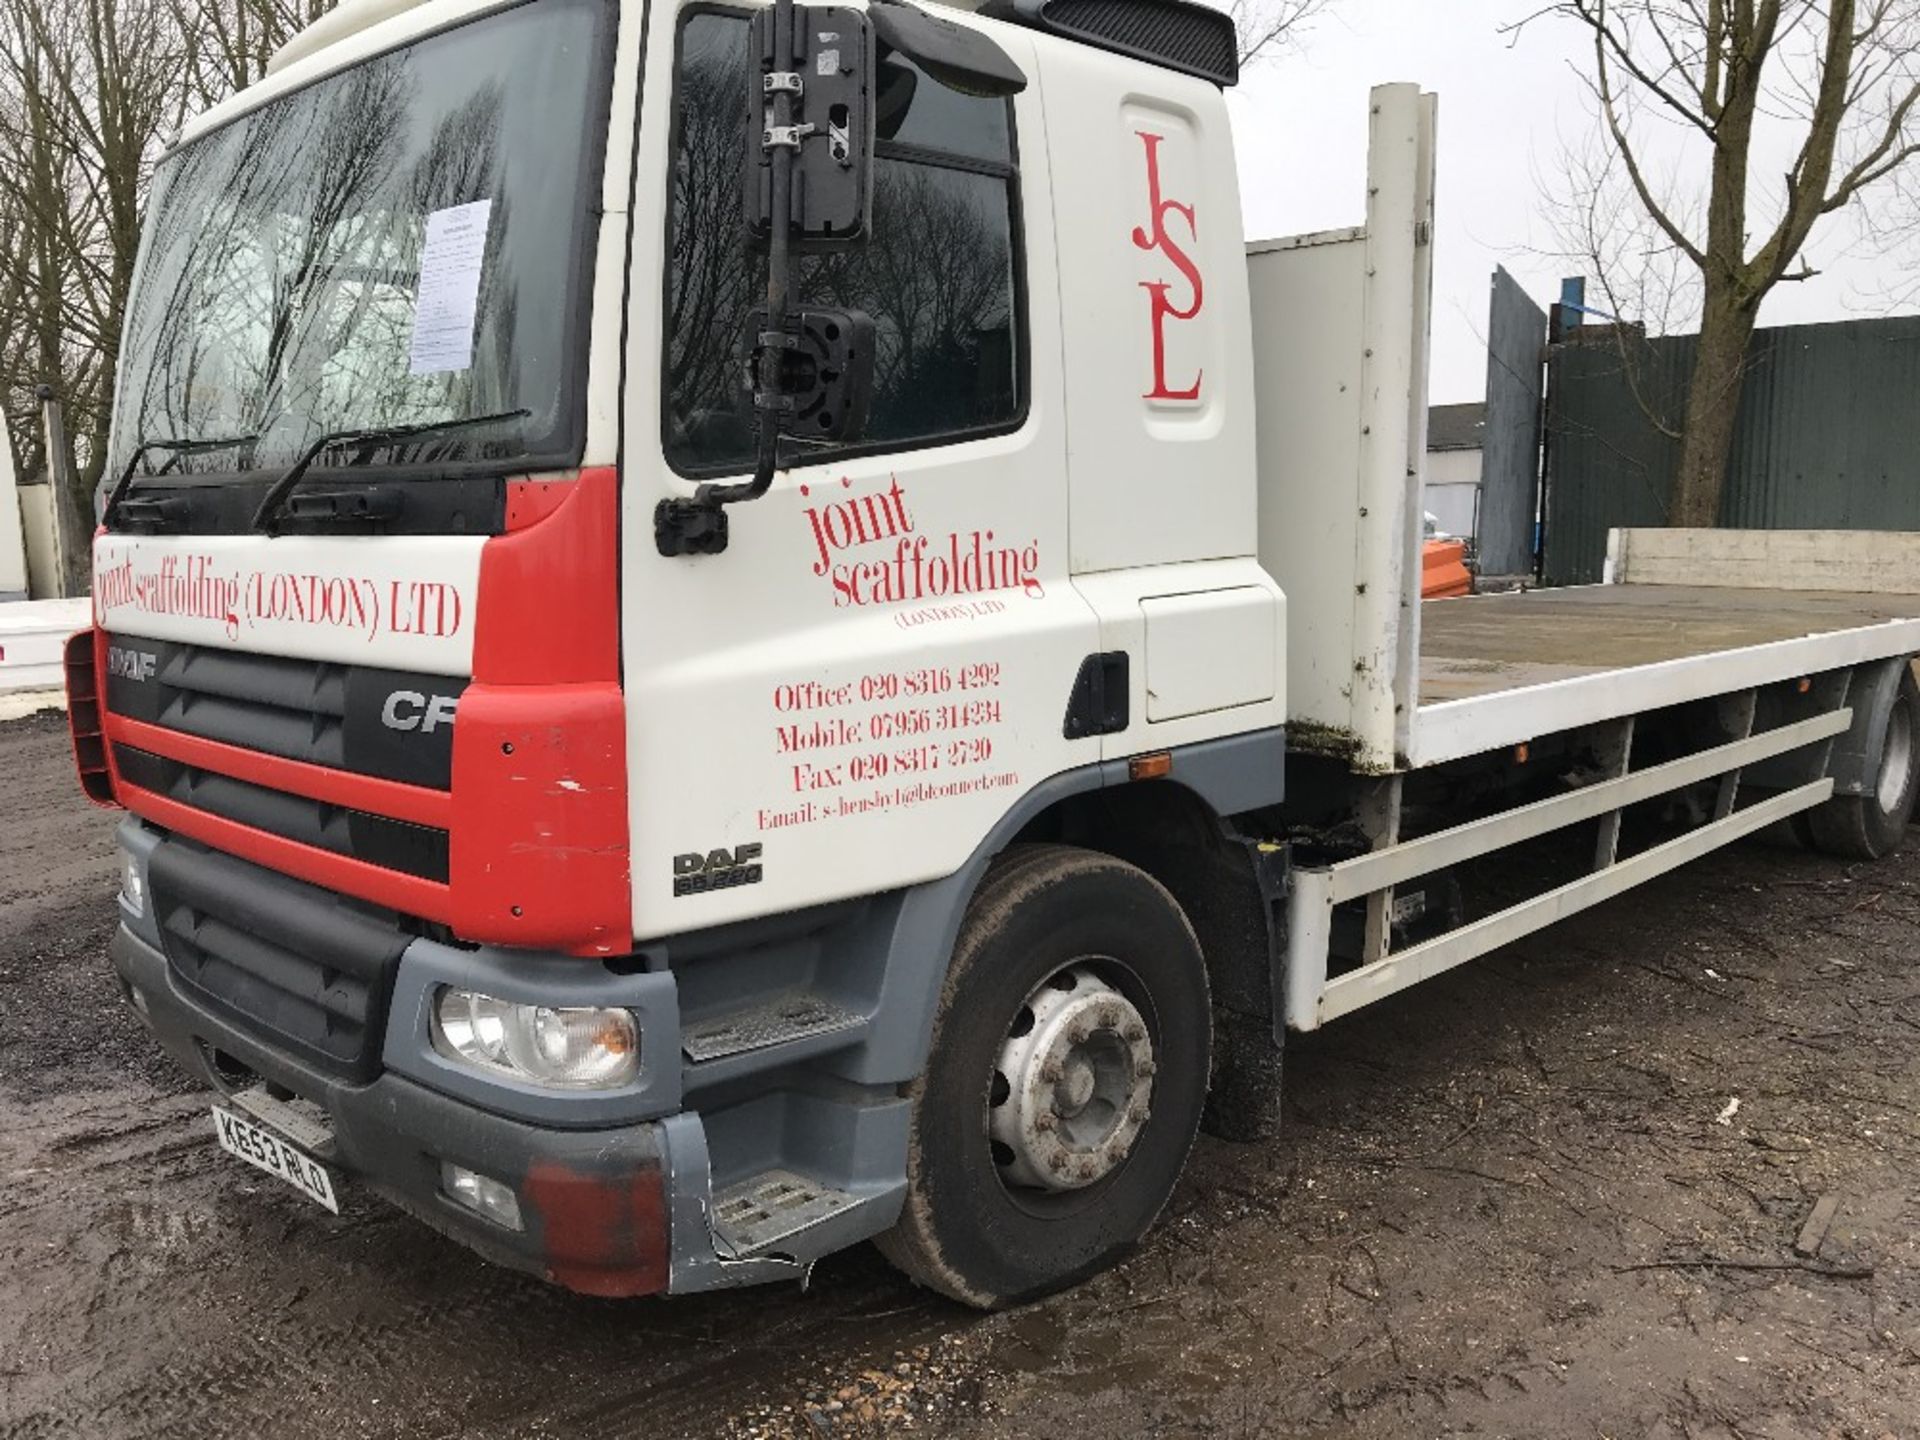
120;855;145;917
430;988;639;1089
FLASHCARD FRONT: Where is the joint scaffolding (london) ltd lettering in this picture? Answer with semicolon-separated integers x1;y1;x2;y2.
93;545;466;644
1131;130;1204;402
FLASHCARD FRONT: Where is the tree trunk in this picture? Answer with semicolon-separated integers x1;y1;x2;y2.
1668;292;1758;528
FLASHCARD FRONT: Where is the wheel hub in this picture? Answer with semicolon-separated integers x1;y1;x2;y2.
988;964;1155;1193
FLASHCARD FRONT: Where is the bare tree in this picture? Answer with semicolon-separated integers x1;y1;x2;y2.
1230;0;1334;67
1530;1;1920;527
0;0;335;589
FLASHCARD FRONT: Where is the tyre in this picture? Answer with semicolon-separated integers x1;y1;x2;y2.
875;844;1210;1309
1807;667;1920;860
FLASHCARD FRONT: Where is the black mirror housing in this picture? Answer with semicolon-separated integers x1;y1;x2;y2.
745;4;875;249
743;306;876;442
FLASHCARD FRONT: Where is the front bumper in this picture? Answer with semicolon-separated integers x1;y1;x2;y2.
111;922;743;1297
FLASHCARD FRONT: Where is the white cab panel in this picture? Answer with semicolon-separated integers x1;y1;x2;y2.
1141;587;1276;721
1040;40;1258;574
1073;558;1286;758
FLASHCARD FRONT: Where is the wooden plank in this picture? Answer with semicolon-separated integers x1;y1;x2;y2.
1610;528;1920;594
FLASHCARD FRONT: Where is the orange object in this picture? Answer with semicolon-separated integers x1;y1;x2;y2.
1421;537;1472;599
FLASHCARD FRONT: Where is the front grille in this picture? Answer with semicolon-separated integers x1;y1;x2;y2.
149;837;413;1080
102;634;464;894
113;746;449;881
104;635;465;789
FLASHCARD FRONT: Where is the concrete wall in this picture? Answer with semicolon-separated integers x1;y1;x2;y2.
19;486;61;598
0;436;28;600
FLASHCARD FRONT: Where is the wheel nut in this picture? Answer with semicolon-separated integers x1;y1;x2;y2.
1131;1105;1151;1125
1034;1112;1057;1131
1049;1153;1068;1172
1124;1023;1146;1042
1137;1059;1158;1077
1070;1023;1091;1044
1040;1059;1064;1083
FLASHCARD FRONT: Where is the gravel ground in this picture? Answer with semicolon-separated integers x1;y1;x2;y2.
5;705;1920;1439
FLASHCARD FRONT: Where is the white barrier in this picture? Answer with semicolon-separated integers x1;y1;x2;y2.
0;597;89;695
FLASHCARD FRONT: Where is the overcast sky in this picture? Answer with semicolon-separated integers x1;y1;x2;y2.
1225;0;1920;403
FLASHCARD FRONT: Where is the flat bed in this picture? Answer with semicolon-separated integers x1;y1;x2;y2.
1419;585;1920;704
1405;551;1920;770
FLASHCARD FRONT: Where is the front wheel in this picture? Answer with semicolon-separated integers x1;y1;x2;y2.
875;845;1210;1309
1807;667;1920;860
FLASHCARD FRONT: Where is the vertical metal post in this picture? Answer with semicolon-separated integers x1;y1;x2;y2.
36;385;73;599
1358;774;1404;964
1591;716;1635;870
1713;691;1758;821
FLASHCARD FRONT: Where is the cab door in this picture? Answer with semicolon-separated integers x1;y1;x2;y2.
619;9;1098;940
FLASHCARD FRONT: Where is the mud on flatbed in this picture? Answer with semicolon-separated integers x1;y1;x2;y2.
6;706;1920;1440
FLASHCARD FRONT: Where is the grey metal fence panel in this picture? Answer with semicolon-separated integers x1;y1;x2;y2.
1542;315;1920;585
1479;267;1547;577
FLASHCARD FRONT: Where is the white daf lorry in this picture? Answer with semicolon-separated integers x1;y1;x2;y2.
67;0;1920;1308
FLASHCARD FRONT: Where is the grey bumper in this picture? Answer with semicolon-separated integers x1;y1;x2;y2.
109;923;773;1296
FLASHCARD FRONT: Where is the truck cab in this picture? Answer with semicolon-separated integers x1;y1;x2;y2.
76;0;1291;1304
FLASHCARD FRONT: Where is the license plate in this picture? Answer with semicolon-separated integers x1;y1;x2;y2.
212;1105;340;1213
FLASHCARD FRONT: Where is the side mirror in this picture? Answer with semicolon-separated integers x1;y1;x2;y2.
657;0;890;559
744;4;875;249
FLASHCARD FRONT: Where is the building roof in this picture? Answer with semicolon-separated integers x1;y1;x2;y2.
1428;402;1487;453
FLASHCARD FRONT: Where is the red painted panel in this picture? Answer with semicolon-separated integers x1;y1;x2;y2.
504;477;576;532
64;628;120;808
453;465;630;953
523;1157;670;1298
474;466;620;686
449;682;628;955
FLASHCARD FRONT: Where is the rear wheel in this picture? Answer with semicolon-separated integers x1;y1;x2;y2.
1807;667;1920;860
875;845;1210;1309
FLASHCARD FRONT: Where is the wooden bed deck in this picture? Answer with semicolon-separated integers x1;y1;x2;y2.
1418;585;1920;706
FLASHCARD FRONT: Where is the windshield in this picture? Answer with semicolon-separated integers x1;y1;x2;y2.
109;0;610;483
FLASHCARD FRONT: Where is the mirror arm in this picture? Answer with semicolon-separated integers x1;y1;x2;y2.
703;0;796;516
656;0;797;558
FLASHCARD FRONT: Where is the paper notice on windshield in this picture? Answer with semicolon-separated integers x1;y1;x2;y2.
408;199;492;376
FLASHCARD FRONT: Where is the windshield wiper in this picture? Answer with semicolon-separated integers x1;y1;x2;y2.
250;409;531;536
102;433;260;528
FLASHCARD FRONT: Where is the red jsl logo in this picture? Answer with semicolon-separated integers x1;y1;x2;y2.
1130;131;1204;402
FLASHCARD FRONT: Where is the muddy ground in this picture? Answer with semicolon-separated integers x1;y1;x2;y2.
5;706;1920;1440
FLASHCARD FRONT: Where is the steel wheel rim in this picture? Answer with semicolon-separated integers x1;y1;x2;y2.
986;961;1156;1195
1880;701;1915;814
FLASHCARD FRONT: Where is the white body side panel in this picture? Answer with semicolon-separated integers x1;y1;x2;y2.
1248;86;1436;772
91;531;484;675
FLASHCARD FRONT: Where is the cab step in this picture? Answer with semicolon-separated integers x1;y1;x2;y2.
712;1169;860;1257
681;990;862;1063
